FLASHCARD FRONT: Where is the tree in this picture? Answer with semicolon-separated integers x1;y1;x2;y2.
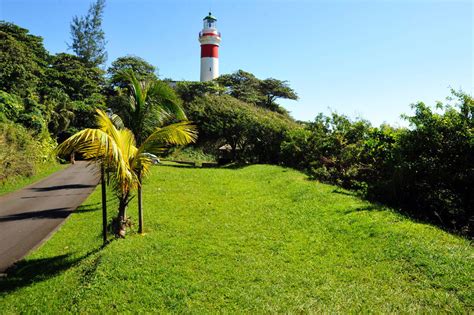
115;70;190;232
0;22;107;136
259;78;298;110
186;94;297;163
109;70;186;145
42;87;75;136
69;0;107;67
46;53;105;101
57;109;197;237
175;81;225;103
43;53;106;135
0;22;48;97
216;70;298;113
215;70;261;105
107;56;157;88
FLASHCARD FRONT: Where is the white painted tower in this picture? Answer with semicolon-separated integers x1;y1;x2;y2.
199;12;221;81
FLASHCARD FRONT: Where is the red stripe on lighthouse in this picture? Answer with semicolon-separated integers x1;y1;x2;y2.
201;44;219;58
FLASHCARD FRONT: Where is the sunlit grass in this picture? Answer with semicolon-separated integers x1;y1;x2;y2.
0;164;472;312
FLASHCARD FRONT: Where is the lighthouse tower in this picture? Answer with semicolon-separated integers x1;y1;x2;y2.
199;12;221;81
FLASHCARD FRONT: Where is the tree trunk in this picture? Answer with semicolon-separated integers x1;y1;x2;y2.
117;197;128;238
138;170;143;234
101;164;107;244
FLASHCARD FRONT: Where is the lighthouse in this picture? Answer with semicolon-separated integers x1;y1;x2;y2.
199;12;221;81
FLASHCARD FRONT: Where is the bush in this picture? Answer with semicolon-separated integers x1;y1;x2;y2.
165;146;217;163
391;93;473;233
186;94;298;163
280;91;474;235
281;113;373;190
0;121;56;183
0;90;24;122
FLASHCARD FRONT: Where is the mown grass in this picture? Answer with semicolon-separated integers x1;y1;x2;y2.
0;162;66;196
0;164;472;312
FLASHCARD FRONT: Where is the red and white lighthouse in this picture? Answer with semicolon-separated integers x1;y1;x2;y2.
199;12;221;81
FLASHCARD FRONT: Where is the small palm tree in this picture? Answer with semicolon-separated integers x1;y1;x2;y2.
116;70;188;233
113;69;186;145
57;109;197;237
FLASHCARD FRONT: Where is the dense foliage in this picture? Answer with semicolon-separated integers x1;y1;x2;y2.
175;81;225;103
0;121;55;182
186;95;298;163
281;91;474;235
0;22;106;138
107;55;157;88
216;70;298;114
0;21;106;182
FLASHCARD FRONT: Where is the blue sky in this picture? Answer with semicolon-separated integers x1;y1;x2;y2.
1;0;472;125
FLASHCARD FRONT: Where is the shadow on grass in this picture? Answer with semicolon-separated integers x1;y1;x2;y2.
331;188;358;197
74;198;117;214
220;164;246;170
74;202;101;213
158;163;196;169
158;160;251;170
342;205;382;214
0;246;102;294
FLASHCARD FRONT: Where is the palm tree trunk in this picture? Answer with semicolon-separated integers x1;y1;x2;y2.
101;164;107;244
138;170;143;234
117;194;128;237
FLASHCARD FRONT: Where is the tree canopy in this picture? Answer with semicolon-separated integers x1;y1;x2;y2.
175;81;225;103
107;70;185;145
69;0;107;67
107;55;157;88
0;22;48;97
186;94;297;163
216;69;298;113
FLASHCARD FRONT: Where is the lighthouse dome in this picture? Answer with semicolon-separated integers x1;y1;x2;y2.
203;12;217;30
203;12;217;21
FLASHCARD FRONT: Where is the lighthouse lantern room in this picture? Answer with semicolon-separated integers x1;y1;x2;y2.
199;12;221;81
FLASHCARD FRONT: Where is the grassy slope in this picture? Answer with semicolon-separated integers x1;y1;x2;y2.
0;163;66;196
0;164;472;312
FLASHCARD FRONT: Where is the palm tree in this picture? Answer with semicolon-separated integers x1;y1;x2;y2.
114;70;188;233
57;109;197;237
113;69;186;145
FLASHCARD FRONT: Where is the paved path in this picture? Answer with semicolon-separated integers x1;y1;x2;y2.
0;161;99;273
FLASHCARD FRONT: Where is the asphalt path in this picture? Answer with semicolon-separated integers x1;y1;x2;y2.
0;161;99;273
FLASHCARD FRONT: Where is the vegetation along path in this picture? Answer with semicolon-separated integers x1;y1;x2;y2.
0;161;98;273
0;164;472;312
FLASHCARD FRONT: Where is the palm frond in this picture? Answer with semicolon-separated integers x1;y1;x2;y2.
138;122;198;156
110;113;125;129
56;128;109;159
150;80;187;120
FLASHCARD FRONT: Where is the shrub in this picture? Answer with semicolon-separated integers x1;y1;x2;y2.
281;113;373;190
280;91;474;235
186;94;298;163
391;93;473;233
0;90;24;122
0;121;56;183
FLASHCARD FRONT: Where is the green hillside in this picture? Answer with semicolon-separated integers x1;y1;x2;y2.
0;164;472;313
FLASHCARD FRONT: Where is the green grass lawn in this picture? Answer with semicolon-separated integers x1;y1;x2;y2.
0;164;472;312
0;162;66;196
